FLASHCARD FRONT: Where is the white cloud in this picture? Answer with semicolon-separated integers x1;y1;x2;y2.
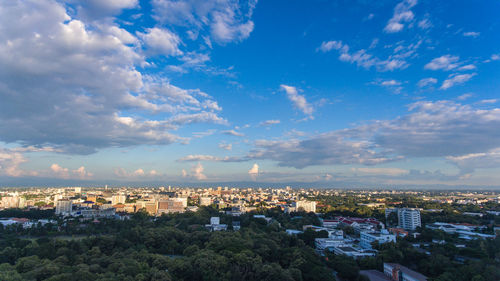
0;0;226;154
138;27;183;56
177;154;244;162
248;163;259;180
424;55;460;71
133;168;145;176
317;40;344;52
50;164;69;178
417;77;437;88
477;99;498;104
380;80;401;86
463;31;480;38
457;93;473;100
250;100;500;169
440;73;476;90
318;40;409;71
417;17;432;30
491;54;500;61
50;163;92;179
152;0;257;44
113;167;161;178
248;163;259;174
280;85;314;118
259;119;281;126
219;142;232;150
447;148;500;175
222;130;245;137
354;167;409;176
457;64;476;71
0;148;31;177
384;0;418;33
192;162;206;180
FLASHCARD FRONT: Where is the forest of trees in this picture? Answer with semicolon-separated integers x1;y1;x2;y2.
0;206;499;281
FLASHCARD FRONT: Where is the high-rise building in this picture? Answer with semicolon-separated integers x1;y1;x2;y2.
55;200;72;215
398;208;421;230
386;208;421;230
111;194;126;205
295;200;317;213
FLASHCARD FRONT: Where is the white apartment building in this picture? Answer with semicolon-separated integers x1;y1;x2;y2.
398;208;421;230
386;208;421;231
55;200;72;215
111;194;126;205
294;200;317;213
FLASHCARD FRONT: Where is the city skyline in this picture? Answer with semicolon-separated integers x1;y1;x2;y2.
1;0;500;187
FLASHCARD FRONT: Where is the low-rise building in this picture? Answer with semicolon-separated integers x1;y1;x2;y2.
383;263;427;281
331;245;377;258
205;217;227;231
360;230;396;249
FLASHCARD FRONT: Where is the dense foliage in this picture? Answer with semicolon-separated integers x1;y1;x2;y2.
0;208;335;281
1;200;500;281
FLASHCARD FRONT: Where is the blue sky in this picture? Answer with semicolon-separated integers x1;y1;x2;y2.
0;0;500;187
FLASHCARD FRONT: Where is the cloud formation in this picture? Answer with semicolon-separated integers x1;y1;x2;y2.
280;85;314;118
152;0;257;44
51;163;93;179
259;120;281;127
424;55;460;71
384;0;418;33
318;40;410;72
248;163;259;180
0;0;225;154
440;73;476;90
250;100;500;170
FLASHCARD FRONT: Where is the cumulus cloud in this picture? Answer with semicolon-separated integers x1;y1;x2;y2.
424;55;460;71
138;27;183;56
417;77;437;88
457;64;476;71
113;167;161;178
249;136;395;169
384;0;418;33
380;80;401;86
248;163;259;180
259;119;281;127
417;17;432;30
219;142;232;150
249;100;500;170
222;130;245;137
280;85;314;118
152;0;257;44
0;0;225;154
318;40;410;71
0;148;31;177
440;73;476;90
447;148;500;176
50;163;92;179
191;162;207;180
73;166;93;179
463;31;480;38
